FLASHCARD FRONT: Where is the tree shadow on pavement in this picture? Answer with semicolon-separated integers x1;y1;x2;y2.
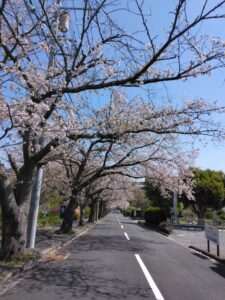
1;256;154;300
63;233;166;255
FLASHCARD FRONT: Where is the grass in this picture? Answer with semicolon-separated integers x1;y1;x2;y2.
38;211;61;228
0;251;40;268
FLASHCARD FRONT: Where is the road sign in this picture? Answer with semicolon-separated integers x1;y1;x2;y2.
41;204;49;217
60;205;67;218
205;224;219;245
41;205;49;213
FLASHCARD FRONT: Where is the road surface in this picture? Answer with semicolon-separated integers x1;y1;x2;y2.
1;212;225;300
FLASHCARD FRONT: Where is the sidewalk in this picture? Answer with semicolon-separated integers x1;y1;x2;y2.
169;228;225;259
0;222;95;289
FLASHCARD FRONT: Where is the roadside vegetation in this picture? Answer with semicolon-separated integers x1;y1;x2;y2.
123;168;225;234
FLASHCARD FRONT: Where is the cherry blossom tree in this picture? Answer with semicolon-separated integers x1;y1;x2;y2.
1;0;225;259
44;93;224;233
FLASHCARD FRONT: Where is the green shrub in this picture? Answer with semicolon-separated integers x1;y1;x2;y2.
177;202;184;217
74;211;80;221
205;211;220;220
159;221;172;235
219;213;225;220
85;207;91;219
126;206;136;217
145;207;167;226
205;211;214;219
38;211;61;227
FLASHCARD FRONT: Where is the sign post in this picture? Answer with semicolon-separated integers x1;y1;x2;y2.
41;205;49;218
205;224;220;257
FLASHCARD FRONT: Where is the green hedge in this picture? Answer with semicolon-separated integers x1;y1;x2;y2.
145;207;167;226
159;221;172;235
219;213;225;220
125;206;136;217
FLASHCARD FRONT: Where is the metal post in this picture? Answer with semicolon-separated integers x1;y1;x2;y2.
217;245;220;257
26;1;91;248
26;0;62;248
207;240;210;253
173;191;178;224
96;201;99;221
26;165;44;247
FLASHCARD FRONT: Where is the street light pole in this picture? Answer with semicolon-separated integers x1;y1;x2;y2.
26;0;66;248
26;0;95;248
172;191;178;224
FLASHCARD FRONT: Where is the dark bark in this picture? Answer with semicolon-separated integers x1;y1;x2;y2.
88;199;96;223
59;192;78;233
0;164;35;260
1;204;29;260
79;205;85;226
98;201;103;218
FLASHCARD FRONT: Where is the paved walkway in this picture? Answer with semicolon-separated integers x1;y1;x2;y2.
169;228;225;258
0;222;92;288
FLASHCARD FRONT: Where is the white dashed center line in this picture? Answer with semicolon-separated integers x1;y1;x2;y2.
135;254;164;300
124;232;130;240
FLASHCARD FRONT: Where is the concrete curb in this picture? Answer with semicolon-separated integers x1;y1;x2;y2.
189;245;225;264
0;219;104;289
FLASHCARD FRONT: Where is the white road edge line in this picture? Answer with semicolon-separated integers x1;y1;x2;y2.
135;254;164;300
63;253;70;260
121;225;124;229
124;232;130;240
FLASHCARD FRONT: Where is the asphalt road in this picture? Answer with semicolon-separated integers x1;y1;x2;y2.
1;212;225;300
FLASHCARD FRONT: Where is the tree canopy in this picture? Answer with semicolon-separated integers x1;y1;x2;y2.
191;168;225;218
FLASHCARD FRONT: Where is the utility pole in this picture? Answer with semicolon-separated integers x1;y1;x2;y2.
172;191;178;224
26;0;68;248
26;0;95;248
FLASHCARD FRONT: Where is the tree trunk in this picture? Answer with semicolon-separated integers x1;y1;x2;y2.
59;192;78;234
79;205;85;226
98;201;103;218
0;165;35;260
88;199;96;223
197;207;206;226
1;204;29;260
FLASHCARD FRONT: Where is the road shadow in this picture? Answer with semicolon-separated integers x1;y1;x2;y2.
210;261;225;279
1;255;152;300
120;221;139;225
190;251;225;279
191;252;208;260
63;233;161;255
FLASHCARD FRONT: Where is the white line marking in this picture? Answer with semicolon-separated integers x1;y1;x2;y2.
135;254;164;300
63;253;70;260
121;225;124;229
124;232;130;240
0;278;24;296
190;248;216;262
